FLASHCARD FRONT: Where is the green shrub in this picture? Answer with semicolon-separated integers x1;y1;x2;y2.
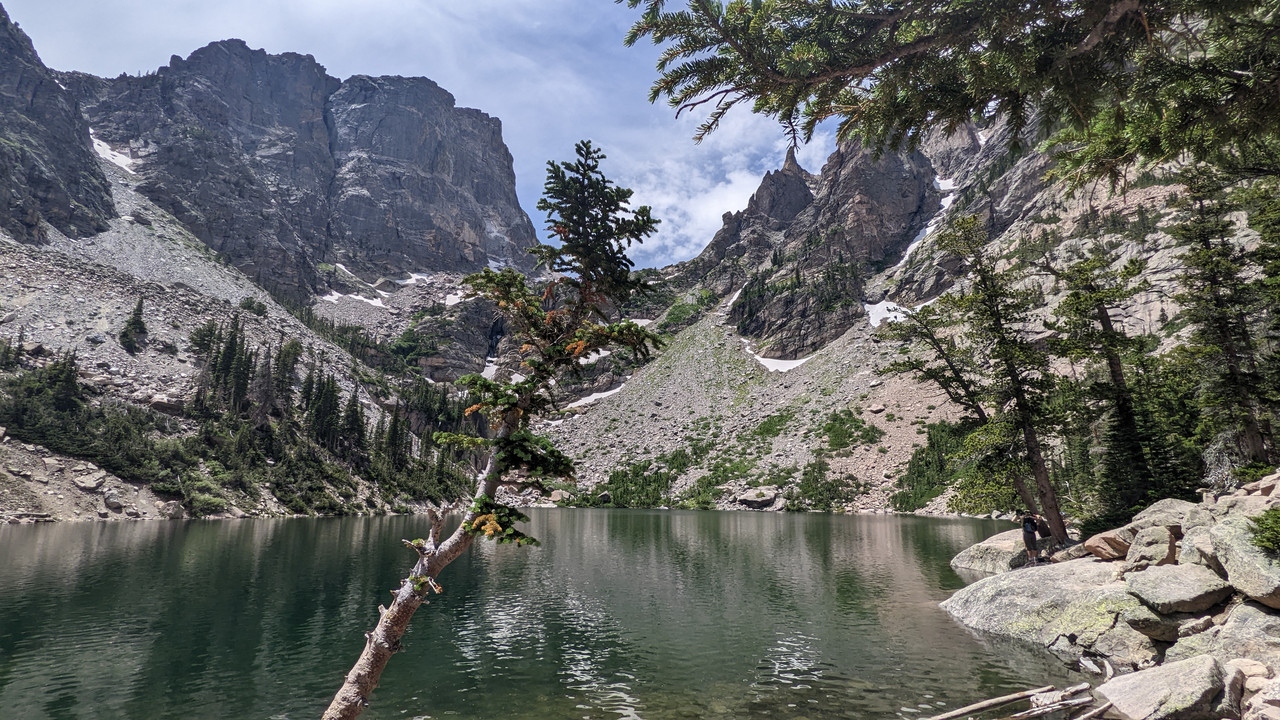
890;420;978;511
238;297;268;316
823;410;884;450
1252;508;1280;554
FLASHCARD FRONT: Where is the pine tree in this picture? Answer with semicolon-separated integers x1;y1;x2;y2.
340;392;367;460
325;141;662;719
119;298;148;354
1171;172;1271;463
1036;241;1156;520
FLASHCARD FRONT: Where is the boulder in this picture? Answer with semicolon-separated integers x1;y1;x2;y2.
1212;517;1280;609
103;492;124;511
157;501;184;520
942;559;1159;669
868;404;886;414
124;506;141;518
596;491;612;505
1243;474;1280;497
42;458;64;475
149;395;184;415
1127;564;1233;614
1123;526;1178;574
1131;498;1198;537
1097;654;1237;720
1245;678;1280;720
1052;541;1093;563
1168;602;1280;674
1225;658;1272;684
1180;525;1227;577
1215;495;1276;520
1086;526;1137;560
72;471;107;492
736;486;780;509
1184;505;1216;533
548;489;572;503
950;528;1051;575
1122;603;1187;642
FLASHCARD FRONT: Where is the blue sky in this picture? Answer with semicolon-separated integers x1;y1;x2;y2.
6;0;836;268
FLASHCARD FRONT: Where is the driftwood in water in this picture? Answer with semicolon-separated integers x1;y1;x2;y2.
922;686;1056;720
1031;683;1092;707
1000;695;1093;719
1070;702;1112;720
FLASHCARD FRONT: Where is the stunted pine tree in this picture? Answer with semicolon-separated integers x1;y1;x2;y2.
323;140;660;719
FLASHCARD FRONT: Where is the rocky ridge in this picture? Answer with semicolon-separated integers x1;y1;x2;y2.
63;38;538;301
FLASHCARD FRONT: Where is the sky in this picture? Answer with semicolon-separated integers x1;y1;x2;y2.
5;0;837;269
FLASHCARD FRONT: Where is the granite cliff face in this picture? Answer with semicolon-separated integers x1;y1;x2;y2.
0;6;115;243
69;40;537;300
672;142;937;359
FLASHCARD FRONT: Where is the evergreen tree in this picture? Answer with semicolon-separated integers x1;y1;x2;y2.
1036;241;1156;520
623;1;1280;182
1171;172;1271;463
119;298;148;354
339;392;367;460
325;141;662;719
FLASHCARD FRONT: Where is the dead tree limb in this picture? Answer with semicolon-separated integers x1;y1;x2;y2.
922;686;1056;720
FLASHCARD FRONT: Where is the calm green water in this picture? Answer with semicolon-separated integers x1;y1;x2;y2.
0;510;1075;720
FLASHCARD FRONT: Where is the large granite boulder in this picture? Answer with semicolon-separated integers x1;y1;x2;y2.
1123;526;1178;574
1096;654;1240;720
1086;526;1137;560
1212;517;1280;609
1127;564;1233;614
1131;498;1198;537
1180;525;1227;577
941;558;1158;669
949;528;1045;575
1167;602;1280;674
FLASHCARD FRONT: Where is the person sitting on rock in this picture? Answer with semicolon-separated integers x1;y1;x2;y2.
1021;511;1042;564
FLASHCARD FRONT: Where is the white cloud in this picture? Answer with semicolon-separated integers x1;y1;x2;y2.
8;0;837;268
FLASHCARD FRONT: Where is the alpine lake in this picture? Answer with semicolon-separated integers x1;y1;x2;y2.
0;509;1080;720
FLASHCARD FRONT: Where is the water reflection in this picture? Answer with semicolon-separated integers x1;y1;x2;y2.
0;511;1076;720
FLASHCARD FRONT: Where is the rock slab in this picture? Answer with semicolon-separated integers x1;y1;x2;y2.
1096;654;1234;720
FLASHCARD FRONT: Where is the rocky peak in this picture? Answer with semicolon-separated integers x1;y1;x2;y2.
743;145;814;225
674;141;938;359
0;3;115;242
71;39;538;300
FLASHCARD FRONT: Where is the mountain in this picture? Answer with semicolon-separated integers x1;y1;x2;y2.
62;39;538;301
659;142;937;359
0;5;115;243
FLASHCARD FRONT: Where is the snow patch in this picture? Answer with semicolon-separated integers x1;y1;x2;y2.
863;297;939;328
977;130;990;146
89;128;135;171
334;263;353;276
445;293;464;307
320;290;387;309
740;338;812;373
481;358;499;380
565;383;628;409
397;273;433;286
892;175;960;272
630;319;653;327
511;372;527;383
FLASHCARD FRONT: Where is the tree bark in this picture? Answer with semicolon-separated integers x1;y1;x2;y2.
322;410;519;720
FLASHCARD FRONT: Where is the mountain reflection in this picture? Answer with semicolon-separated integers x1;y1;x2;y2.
0;511;1076;720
